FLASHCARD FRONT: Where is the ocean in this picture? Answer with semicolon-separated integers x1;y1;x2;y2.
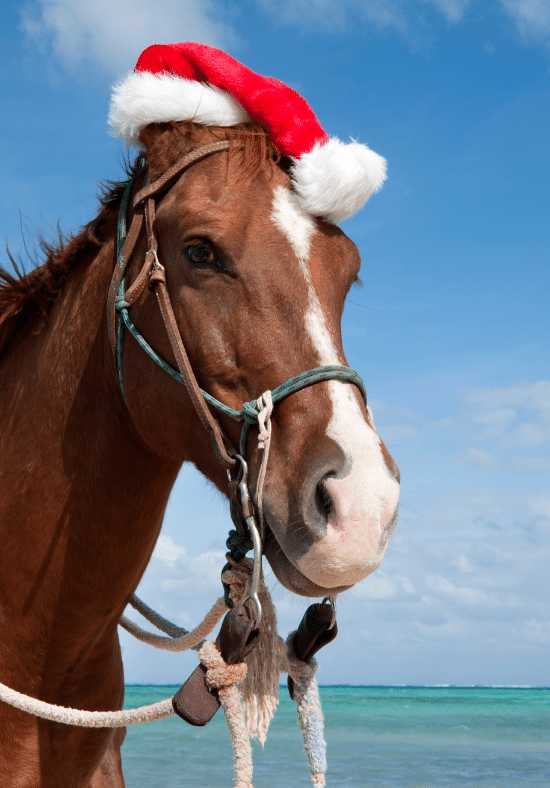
122;686;550;787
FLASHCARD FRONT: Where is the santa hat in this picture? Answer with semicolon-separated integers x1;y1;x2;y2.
109;42;386;223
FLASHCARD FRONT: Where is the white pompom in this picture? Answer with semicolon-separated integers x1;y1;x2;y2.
291;137;387;223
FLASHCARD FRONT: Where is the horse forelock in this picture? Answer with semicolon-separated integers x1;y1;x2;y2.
141;121;282;184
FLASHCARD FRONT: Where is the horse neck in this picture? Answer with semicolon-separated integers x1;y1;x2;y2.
0;239;181;646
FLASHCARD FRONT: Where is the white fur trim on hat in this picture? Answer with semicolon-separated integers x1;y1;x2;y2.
291;138;387;223
109;71;251;145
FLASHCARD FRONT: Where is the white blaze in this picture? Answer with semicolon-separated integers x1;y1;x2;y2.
271;186;400;588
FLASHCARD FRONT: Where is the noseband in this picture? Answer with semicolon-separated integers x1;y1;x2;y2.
107;140;367;615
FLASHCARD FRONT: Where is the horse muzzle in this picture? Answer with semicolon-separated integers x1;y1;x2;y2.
261;426;400;596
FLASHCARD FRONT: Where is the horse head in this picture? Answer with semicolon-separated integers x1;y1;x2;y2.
118;120;400;598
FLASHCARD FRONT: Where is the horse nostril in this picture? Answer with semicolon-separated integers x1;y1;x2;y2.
315;478;334;519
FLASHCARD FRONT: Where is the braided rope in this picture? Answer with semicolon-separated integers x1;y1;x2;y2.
130;594;193;638
200;641;253;788
254;391;272;536
285;633;327;787
0;683;174;728
119;596;227;652
0;579;328;788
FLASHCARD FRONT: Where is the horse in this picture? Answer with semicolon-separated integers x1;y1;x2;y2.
0;120;400;787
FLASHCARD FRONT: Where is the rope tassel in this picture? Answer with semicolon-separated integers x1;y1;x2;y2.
286;635;327;787
199;641;253;788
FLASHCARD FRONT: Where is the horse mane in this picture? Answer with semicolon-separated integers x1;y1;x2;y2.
0;122;281;359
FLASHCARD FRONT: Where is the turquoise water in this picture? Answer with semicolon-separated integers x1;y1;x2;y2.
122;686;550;787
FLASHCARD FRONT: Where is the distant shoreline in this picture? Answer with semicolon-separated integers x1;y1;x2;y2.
124;683;550;689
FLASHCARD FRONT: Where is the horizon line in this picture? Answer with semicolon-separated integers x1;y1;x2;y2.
124;683;550;689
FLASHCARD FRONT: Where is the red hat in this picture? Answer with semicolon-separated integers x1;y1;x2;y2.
109;42;386;223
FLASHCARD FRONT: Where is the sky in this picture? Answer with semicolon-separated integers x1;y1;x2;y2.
1;1;549;687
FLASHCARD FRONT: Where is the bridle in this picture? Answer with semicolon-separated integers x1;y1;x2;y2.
107;139;368;621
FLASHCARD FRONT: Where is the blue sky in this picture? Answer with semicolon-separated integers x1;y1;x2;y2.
1;1;549;686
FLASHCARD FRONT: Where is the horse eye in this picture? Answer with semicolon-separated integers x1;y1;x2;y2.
185;243;216;265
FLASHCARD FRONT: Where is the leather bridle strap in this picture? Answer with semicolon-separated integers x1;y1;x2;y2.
107;204;145;354
107;140;236;469
151;265;236;468
107;140;231;357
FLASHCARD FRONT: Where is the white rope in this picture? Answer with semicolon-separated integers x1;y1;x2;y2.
0;597;227;728
0;682;174;727
255;390;273;451
253;391;328;786
130;594;195;638
254;390;273;538
200;641;253;788
119;596;227;652
286;633;327;787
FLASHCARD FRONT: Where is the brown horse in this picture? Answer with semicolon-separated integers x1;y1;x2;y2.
0;121;400;786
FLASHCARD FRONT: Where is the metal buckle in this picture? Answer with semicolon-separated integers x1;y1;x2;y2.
230;454;262;626
146;248;163;271
322;596;337;629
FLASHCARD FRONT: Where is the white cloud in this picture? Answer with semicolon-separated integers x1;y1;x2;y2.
457;447;550;475
529;490;550;518
470;406;517;429
501;0;550;42
152;533;187;563
350;570;400;599
395;574;417;593
20;0;238;76
462;380;550;419
255;0;469;34
452;554;472;573
522;617;550;646
256;0;549;50
145;536;227;600
460;380;550;449
426;0;470;23
419;487;550;535
424;574;489;606
378;424;420;444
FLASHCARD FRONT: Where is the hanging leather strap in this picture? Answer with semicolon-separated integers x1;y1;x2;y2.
288;601;338;701
172;602;259;726
150;265;237;467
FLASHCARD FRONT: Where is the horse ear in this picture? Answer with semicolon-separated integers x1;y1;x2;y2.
138;123;178;177
138;123;165;151
137;122;195;173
